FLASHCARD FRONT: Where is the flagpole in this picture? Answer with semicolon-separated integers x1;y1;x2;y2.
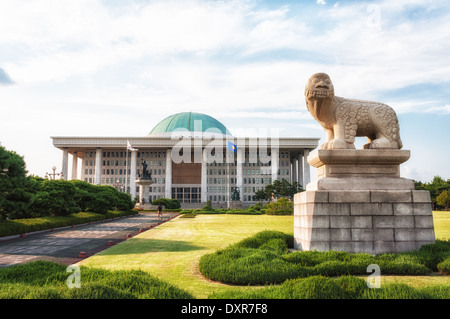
125;144;129;194
227;158;230;209
226;141;237;210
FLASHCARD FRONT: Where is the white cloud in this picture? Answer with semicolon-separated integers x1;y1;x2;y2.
425;104;450;114
1;0;450;179
317;0;327;5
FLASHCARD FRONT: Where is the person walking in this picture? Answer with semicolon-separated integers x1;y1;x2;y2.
157;203;162;220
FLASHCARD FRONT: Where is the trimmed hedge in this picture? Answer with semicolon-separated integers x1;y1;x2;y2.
200;231;449;285
151;198;181;209
0;261;193;299
0;210;137;238
179;212;197;218
178;208;264;215
209;275;450;299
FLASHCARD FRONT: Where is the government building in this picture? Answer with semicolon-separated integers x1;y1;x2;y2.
51;112;319;207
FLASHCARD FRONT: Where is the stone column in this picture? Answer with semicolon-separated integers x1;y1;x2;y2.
71;152;78;180
236;147;244;198
136;179;153;205
303;149;310;187
291;156;297;183
298;153;304;188
271;147;279;182
61;148;69;180
165;148;172;199
201;148;208;203
130;150;137;198
80;154;86;181
95;148;102;185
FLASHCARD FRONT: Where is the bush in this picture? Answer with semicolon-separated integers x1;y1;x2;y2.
202;199;213;211
179;212;197;218
437;257;450;274
0;211;137;237
0;261;193;299
210;275;450;299
265;198;293;215
248;202;263;211
151;198;181;209
402;240;450;271
200;231;446;286
116;192;135;210
282;276;359;299
226;209;263;215
234;230;292;250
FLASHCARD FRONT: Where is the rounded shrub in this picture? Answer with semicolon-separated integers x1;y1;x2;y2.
0;261;193;299
437;257;450;275
281;276;352;299
265;198;293;215
199;231;447;286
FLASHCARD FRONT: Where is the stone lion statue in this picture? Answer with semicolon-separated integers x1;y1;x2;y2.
305;73;403;150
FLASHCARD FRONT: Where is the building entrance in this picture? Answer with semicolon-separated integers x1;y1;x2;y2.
172;186;201;203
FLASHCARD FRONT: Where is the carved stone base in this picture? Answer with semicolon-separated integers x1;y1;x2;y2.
294;149;435;254
230;200;244;209
135;178;154;205
294;190;435;254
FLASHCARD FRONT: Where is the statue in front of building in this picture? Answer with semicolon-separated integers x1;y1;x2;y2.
231;187;240;201
139;160;152;180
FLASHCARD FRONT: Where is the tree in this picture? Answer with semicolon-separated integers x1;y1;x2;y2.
0;145;33;219
425;176;449;202
259;179;304;201
414;176;450;205
254;189;267;202
29;179;81;216
437;190;450;211
116;192;135;210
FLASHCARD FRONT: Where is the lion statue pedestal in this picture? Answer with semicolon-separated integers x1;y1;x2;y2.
293;73;435;254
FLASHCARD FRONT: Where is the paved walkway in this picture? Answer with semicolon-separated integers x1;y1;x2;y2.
0;212;178;268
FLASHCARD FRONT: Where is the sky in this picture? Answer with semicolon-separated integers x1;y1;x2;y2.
0;0;449;183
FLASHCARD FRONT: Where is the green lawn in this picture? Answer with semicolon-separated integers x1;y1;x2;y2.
80;212;449;299
434;210;450;240
80;214;292;298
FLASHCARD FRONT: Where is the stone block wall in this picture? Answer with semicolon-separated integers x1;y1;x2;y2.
294;190;435;254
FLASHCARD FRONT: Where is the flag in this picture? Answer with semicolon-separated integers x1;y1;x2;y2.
227;141;237;153
127;140;137;151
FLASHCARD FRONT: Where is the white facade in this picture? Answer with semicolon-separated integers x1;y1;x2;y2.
52;135;319;206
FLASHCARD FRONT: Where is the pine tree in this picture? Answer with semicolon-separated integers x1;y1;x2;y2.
0;145;32;219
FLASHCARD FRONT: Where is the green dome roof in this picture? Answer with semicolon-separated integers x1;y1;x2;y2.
149;112;232;136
